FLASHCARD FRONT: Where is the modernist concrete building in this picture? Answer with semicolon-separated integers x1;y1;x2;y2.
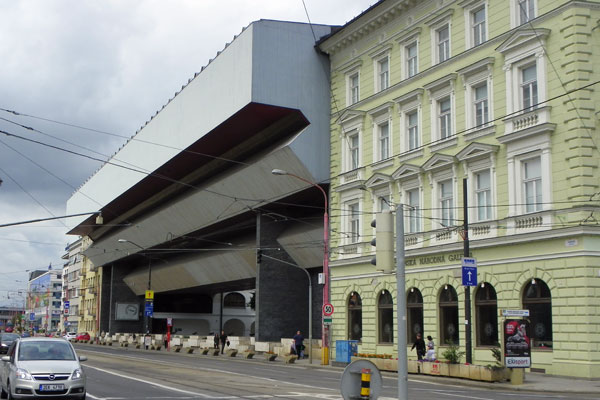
66;20;335;341
319;0;600;378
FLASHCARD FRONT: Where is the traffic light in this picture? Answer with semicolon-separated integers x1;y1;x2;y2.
256;249;262;264
370;210;394;273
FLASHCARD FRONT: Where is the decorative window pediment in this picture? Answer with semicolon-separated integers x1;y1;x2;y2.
369;43;393;59
457;57;495;82
422;153;456;172
394;88;424;108
496;28;550;54
337;110;366;127
340;59;364;74
456;142;499;162
424;73;457;95
396;27;422;44
367;102;394;118
365;173;392;189
392;163;422;181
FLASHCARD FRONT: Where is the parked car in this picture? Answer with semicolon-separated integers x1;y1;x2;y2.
63;332;77;341
3;328;12;334
0;337;87;399
0;334;19;354
75;333;90;342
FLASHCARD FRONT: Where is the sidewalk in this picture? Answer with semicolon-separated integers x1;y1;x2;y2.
76;343;600;395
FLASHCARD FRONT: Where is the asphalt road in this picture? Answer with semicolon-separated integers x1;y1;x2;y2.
75;346;600;400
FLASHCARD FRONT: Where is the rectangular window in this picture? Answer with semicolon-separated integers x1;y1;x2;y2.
378;122;390;160
349;133;359;170
378;58;389;91
437;25;450;63
475;170;492;221
407;111;419;150
350;73;359;104
519;0;535;25
523;157;542;212
439;98;451;139
349;203;360;242
406;42;418;78
474;84;489;126
472;7;486;46
521;65;538;111
440;180;454;226
379;195;390;212
407;189;420;233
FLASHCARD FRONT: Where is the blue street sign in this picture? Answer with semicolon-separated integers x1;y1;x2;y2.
462;257;477;286
64;301;70;309
29;313;35;321
144;303;154;317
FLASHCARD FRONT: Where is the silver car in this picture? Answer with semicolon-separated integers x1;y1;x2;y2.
0;337;86;399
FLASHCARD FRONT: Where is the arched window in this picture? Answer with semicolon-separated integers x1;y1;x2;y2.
439;285;459;345
407;288;423;344
523;279;552;348
224;292;246;308
378;290;393;344
475;283;498;346
348;292;362;341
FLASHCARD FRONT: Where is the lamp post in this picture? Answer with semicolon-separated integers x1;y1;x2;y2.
118;239;152;333
272;168;329;364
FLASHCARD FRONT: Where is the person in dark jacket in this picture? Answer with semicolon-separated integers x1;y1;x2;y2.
213;333;219;349
219;330;228;354
293;330;304;358
411;333;426;361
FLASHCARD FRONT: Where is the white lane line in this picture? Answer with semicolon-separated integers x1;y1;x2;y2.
84;364;212;398
81;349;338;392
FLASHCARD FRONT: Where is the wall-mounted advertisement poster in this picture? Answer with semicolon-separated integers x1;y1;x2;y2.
504;319;531;368
115;303;140;321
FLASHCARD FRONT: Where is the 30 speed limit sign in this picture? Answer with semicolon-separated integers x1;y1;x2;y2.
323;303;334;316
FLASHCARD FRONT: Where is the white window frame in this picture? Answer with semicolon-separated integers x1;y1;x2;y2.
500;34;548;117
520;63;538;111
407;110;419;151
395;88;423;160
436;24;451;64
406;41;419;79
376;55;390;92
474;168;493;221
347;71;360;106
376;120;390;161
368;103;394;165
425;74;457;150
406;187;421;233
345;201;361;244
458;58;494;137
461;1;488;49
438;178;455;227
338;112;365;174
347;130;360;171
521;156;542;213
438;96;452;140
510;0;537;28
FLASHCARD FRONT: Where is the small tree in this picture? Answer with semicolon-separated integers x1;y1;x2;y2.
442;341;465;364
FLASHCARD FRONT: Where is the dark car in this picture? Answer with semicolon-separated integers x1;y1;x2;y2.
0;333;20;354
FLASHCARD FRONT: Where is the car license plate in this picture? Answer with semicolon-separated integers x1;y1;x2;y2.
39;384;64;391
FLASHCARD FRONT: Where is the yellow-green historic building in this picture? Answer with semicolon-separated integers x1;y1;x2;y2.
319;0;600;378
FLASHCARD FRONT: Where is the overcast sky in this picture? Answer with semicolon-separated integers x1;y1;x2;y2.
0;0;374;307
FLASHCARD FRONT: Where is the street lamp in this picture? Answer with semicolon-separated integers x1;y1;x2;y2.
272;168;330;364
118;239;152;334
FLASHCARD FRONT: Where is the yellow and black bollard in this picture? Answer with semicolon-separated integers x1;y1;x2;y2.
360;368;371;399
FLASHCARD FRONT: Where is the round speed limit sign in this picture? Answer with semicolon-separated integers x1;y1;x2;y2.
323;303;334;316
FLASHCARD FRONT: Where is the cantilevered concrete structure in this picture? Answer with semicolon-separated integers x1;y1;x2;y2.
66;20;335;340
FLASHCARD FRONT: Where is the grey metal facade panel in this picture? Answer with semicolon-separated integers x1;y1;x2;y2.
251;20;332;184
83;145;318;267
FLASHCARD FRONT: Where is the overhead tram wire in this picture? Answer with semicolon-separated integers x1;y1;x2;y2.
0;107;250;167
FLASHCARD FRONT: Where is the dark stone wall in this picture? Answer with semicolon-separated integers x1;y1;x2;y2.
256;215;323;341
100;264;144;334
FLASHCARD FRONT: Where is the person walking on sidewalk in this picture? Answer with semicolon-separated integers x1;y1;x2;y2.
425;335;436;361
219;330;228;354
293;330;304;358
411;333;426;361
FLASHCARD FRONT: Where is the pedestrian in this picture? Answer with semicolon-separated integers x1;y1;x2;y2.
411;333;426;361
425;335;436;361
293;330;304;359
213;332;219;349
219;330;228;354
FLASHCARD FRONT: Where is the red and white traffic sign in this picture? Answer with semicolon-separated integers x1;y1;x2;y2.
323;303;334;316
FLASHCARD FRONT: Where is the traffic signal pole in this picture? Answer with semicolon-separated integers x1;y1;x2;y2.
395;206;408;400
